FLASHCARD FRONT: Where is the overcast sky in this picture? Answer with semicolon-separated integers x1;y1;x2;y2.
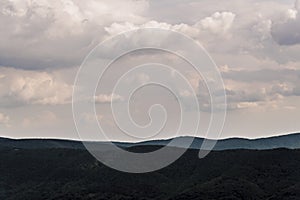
0;0;300;141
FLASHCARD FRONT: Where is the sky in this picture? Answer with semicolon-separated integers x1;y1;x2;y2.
0;0;300;141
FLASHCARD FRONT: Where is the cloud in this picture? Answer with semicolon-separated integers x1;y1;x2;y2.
102;2;300;68
196;12;236;34
230;102;260;110
104;20;200;38
270;82;300;97
0;0;149;69
104;11;236;38
271;20;300;46
226;88;267;103
223;67;300;93
94;93;124;104
0;0;299;140
270;82;294;97
1;0;298;71
0;67;72;106
185;64;300;111
286;9;298;19
220;67;300;110
271;1;300;46
223;68;300;83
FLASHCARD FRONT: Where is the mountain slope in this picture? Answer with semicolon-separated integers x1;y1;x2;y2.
1;147;300;199
1;132;300;150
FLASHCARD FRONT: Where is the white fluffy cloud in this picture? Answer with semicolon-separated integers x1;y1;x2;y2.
196;12;236;34
104;11;236;38
0;67;72;106
104;20;200;37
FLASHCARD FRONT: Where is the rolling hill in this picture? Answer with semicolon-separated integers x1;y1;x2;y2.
1;132;300;150
2;133;300;199
1;147;300;199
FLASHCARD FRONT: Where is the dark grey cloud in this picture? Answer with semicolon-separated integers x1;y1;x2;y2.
272;18;300;46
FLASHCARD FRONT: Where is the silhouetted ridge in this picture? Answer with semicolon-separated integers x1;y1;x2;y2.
1;132;300;150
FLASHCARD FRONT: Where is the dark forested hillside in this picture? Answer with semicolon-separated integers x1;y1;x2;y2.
1;146;300;200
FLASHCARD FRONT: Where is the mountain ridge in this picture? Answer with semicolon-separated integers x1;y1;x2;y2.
1;132;300;150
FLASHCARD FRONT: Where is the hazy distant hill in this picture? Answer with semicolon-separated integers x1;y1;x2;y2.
1;132;300;150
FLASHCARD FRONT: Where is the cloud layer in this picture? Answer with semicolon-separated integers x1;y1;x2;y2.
1;0;300;139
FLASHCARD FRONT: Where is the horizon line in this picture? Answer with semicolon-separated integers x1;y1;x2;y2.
1;131;300;143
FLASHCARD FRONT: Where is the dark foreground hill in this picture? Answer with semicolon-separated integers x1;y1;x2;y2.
1;146;300;199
